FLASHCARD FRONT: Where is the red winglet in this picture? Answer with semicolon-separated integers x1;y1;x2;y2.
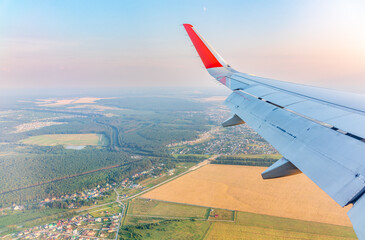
183;24;223;69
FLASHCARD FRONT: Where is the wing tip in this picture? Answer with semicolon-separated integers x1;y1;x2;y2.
182;23;224;69
183;23;193;28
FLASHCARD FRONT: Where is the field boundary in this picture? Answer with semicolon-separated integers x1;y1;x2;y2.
127;214;206;221
126;214;236;223
138;197;234;213
202;222;214;240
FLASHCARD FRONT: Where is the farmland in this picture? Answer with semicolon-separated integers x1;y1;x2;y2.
127;198;209;219
19;133;106;146
121;219;211;240
120;199;356;240
1;91;358;239
205;211;356;240
205;223;354;240
142;164;352;226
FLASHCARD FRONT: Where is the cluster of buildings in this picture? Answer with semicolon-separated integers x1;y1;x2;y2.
3;158;178;239
169;127;277;155
120;168;155;192
120;166;163;188
10;166;163;213
184;125;277;155
9;213;121;240
170;107;278;155
13;121;65;133
39;184;114;208
0;205;25;216
12;115;77;133
166;127;220;148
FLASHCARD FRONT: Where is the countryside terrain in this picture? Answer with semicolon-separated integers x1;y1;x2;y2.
142;164;351;226
0;89;356;239
120;198;356;240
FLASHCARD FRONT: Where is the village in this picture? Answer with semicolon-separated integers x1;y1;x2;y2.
2;164;179;239
4;165;166;213
8;213;121;239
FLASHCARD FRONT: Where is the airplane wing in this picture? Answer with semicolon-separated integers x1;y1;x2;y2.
183;23;365;239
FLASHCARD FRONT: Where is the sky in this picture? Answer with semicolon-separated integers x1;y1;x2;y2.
1;0;365;93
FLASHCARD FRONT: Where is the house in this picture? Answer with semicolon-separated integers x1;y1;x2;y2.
13;205;24;211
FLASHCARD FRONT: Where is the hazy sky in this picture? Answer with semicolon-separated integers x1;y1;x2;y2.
1;0;365;92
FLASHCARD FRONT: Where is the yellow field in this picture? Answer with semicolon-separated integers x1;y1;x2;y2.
205;223;354;240
20;134;104;146
142;164;352;226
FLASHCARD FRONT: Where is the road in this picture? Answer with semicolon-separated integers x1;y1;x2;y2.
114;188;125;240
123;155;216;200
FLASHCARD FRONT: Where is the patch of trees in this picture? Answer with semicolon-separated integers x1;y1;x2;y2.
120;220;182;240
173;155;207;162
0;148;131;193
212;157;278;167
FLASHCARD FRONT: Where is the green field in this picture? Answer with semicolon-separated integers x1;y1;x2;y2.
120;219;211;240
19;133;107;146
205;211;356;240
233;211;356;238
88;203;121;218
128;198;209;219
121;199;356;240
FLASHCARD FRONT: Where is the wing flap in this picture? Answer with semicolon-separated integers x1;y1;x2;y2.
261;157;301;179
244;85;278;97
260;92;305;107
288;101;351;122
327;114;365;140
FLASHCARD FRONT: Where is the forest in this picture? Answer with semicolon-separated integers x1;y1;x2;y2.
212;155;281;167
0;95;213;205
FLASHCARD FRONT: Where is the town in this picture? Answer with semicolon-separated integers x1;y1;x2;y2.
169;107;278;156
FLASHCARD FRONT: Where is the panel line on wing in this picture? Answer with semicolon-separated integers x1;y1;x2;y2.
230;75;365;115
234;90;365;143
